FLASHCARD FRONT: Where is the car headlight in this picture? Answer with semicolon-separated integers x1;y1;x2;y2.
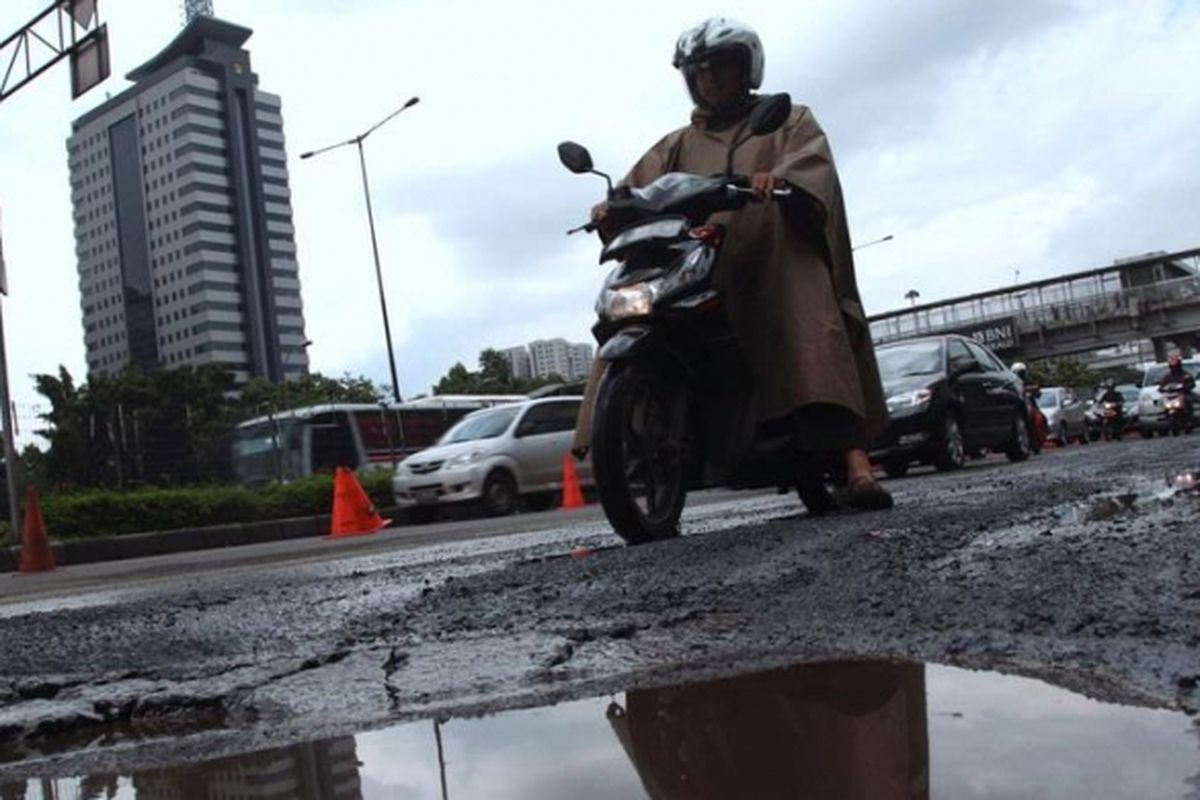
600;283;657;320
444;450;485;470
886;389;932;411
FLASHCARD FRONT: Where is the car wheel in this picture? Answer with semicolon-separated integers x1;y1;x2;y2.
882;458;910;479
1055;422;1069;447
1005;412;1032;462
933;416;965;472
481;470;518;517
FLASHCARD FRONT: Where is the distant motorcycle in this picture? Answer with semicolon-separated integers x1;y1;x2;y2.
1161;381;1195;436
1098;399;1124;442
1024;385;1048;453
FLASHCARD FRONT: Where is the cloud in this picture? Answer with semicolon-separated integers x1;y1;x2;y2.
2;0;1197;413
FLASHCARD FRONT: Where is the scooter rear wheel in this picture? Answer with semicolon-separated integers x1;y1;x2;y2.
592;363;687;545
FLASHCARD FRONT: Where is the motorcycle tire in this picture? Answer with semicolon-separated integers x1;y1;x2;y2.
795;472;835;516
592;363;687;545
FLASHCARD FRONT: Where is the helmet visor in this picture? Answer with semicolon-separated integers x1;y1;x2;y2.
679;47;745;78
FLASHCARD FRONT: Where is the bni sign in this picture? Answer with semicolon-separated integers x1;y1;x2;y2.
960;318;1020;351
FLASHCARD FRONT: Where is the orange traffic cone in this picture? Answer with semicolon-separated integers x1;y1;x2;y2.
330;466;390;538
19;486;56;574
561;452;585;510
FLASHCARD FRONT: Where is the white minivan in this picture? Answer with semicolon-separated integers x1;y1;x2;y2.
393;397;594;521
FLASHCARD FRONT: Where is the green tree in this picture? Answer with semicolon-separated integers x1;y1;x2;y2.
433;362;480;394
477;348;514;393
1028;357;1097;390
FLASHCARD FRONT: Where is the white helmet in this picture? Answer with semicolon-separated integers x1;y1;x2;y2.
673;17;764;90
1011;361;1027;377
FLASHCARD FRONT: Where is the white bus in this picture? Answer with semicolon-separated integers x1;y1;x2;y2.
233;395;525;487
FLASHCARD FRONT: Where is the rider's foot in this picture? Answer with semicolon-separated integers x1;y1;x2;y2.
836;476;894;511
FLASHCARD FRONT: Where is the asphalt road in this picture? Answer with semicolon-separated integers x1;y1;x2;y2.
1;436;1198;779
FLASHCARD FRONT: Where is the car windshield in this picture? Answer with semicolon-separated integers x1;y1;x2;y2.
438;406;521;444
1037;388;1062;409
876;340;945;380
1119;387;1140;403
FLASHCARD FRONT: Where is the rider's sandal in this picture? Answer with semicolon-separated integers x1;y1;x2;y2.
836;476;895;511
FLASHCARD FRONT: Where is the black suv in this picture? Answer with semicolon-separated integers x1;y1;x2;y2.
870;334;1031;478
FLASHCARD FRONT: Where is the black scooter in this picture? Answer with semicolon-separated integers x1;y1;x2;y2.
558;94;839;545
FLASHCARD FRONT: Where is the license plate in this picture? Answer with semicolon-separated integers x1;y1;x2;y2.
414;488;439;504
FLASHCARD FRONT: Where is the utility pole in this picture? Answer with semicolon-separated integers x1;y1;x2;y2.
0;1;111;539
0;217;20;537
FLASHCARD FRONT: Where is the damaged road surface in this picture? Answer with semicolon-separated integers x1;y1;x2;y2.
1;437;1199;793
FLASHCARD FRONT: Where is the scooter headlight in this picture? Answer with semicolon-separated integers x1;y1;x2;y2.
600;283;658;320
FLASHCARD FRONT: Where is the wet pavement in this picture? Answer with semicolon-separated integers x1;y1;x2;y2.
0;436;1198;787
3;659;1198;798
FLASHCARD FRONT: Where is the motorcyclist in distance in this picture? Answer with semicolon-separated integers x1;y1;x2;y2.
1158;354;1196;421
1158;354;1196;394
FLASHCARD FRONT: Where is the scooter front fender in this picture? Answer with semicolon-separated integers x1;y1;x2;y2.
598;325;656;362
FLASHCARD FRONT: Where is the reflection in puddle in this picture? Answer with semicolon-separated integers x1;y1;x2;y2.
7;661;1199;799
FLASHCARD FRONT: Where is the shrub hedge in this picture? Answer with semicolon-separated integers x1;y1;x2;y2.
31;471;395;540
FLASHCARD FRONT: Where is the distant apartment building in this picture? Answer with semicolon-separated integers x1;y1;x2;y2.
134;737;362;799
526;338;593;381
499;345;532;380
67;15;307;384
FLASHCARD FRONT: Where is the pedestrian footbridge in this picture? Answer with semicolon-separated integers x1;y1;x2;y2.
868;247;1200;363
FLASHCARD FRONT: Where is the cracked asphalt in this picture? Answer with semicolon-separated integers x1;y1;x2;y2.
1;436;1198;780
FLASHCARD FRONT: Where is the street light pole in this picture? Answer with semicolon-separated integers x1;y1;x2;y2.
852;233;894;253
300;96;419;404
355;138;402;404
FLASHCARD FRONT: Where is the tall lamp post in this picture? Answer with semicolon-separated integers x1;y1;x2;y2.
852;233;893;253
300;97;419;403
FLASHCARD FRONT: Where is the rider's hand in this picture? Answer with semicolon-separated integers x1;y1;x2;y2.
590;202;609;224
750;172;778;202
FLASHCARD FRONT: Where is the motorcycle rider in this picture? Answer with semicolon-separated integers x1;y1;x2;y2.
1011;361;1047;447
1096;378;1125;438
1158;354;1196;422
582;17;892;511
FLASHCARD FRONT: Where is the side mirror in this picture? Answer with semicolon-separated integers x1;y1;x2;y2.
748;92;792;136
557;141;594;174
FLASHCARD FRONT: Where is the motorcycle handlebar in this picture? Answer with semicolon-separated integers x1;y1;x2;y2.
726;184;793;199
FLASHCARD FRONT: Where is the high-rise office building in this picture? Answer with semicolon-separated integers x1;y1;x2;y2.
67;15;307;384
499;345;532;380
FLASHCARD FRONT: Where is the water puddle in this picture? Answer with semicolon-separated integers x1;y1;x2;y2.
4;659;1197;799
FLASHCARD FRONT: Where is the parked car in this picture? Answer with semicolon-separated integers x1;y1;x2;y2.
1137;359;1200;437
870;334;1031;478
1036;386;1089;446
392;397;594;522
1084;384;1139;440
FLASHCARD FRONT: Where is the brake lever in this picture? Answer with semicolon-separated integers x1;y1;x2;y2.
566;221;597;236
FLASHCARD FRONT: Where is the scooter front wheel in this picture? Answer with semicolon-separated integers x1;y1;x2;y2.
592;363;687;544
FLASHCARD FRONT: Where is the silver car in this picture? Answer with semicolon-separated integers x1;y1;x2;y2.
1036;386;1089;445
393;397;594;520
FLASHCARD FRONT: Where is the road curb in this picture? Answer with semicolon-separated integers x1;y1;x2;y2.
1;508;397;572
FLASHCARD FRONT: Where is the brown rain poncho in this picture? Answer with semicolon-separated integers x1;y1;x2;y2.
574;102;887;451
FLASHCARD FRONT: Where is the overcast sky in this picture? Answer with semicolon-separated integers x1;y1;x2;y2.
1;0;1197;435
